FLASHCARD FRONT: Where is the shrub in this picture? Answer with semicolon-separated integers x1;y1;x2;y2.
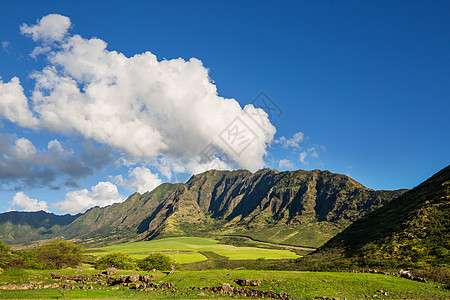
138;253;175;271
95;252;137;270
35;240;83;269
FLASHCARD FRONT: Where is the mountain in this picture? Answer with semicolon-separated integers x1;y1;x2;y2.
0;211;79;245
304;165;450;269
0;169;407;248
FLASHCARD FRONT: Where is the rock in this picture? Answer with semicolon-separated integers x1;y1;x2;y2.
49;273;63;280
118;275;139;284
234;278;262;286
203;284;291;299
140;274;154;283
398;269;426;282
65;280;77;284
221;283;234;295
104;267;117;275
140;282;174;291
159;282;174;289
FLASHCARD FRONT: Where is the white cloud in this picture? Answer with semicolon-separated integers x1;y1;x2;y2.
279;159;294;169
54;181;123;214
299;152;308;164
30;46;52;58
20;14;71;42
274;132;304;149
13;138;37;158
0;77;38;127
299;147;319;164
48;139;64;153
0;14;276;176
115;167;162;194
2;41;11;53
10;192;49;212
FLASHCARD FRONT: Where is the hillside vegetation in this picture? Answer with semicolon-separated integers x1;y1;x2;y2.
299;165;450;273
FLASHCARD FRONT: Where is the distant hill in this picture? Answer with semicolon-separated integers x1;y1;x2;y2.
0;168;407;248
0;211;79;245
303;165;450;269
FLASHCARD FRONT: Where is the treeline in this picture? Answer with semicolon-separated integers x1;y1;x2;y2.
0;240;175;272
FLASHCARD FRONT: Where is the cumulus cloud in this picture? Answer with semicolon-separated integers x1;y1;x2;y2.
0;77;39;127
10;192;49;212
115;167;162;194
54;181;123;214
0;14;276;176
48;139;64;153
279;159;294;169
0;134;112;190
20;14;71;42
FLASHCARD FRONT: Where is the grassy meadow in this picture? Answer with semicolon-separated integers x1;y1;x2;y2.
0;268;448;299
85;237;301;264
0;237;449;299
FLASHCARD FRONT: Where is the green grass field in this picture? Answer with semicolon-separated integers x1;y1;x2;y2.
85;237;301;264
0;268;448;299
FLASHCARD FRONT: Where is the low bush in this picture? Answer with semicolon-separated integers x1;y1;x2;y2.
95;252;137;270
138;253;175;271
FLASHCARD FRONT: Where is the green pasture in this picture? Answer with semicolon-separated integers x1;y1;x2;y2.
85;237;300;264
0;268;448;299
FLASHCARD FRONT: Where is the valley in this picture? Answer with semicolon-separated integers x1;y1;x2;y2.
0;165;448;299
84;236;302;263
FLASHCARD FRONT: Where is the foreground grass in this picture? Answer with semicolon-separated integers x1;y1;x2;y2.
85;237;300;263
0;268;448;299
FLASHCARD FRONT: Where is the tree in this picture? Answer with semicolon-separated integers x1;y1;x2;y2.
138;253;175;271
35;240;83;269
0;240;13;268
95;252;137;270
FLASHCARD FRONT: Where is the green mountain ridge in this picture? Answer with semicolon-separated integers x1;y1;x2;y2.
305;165;450;269
0;211;79;244
0;168;407;248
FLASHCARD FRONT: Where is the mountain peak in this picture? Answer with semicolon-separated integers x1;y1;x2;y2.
0;167;408;248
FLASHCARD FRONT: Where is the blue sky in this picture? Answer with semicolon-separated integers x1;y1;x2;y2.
0;0;449;214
